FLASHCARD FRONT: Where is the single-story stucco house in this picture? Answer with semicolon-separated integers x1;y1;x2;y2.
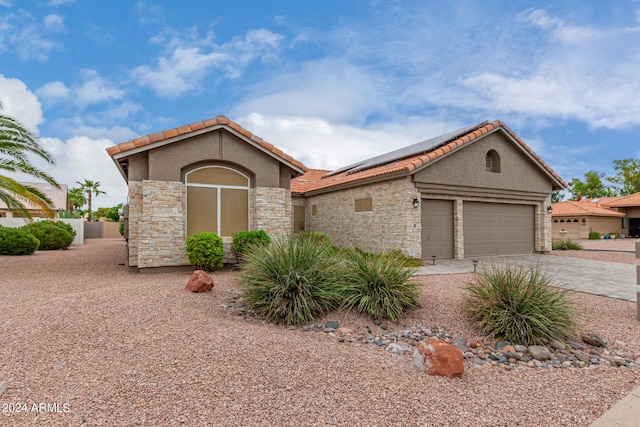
552;193;640;239
107;117;566;273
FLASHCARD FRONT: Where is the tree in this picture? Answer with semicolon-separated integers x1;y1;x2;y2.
67;187;86;212
567;171;615;200
0;99;58;218
76;179;106;221
551;190;564;203
608;158;640;196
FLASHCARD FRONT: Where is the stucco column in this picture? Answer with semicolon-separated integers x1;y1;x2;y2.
454;199;464;259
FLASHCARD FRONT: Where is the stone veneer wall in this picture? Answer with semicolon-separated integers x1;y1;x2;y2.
136;180;188;269
251;187;292;240
306;177;421;258
127;181;143;267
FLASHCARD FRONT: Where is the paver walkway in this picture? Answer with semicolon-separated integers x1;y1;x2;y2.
415;254;637;302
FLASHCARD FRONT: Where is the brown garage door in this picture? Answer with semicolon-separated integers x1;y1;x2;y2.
421;199;454;259
464;202;535;257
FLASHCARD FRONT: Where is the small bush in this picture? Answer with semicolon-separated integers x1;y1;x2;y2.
588;230;600;240
232;230;270;258
0;226;40;255
24;220;74;250
338;248;420;321
464;261;577;346
185;232;225;271
552;239;583;250
240;235;343;325
386;249;424;267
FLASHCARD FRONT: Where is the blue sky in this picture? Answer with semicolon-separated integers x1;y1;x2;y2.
1;0;640;208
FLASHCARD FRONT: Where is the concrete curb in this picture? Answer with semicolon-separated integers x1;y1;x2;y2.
0;380;6;397
589;385;640;427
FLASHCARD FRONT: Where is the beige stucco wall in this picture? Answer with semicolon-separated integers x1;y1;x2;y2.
305;177;422;257
414;130;553;197
139;129;288;188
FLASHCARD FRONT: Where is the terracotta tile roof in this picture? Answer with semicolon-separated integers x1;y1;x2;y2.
106;115;307;173
599;192;640;207
291;120;566;194
551;200;625;217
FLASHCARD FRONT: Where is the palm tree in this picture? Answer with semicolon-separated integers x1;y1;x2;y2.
67;187;86;212
0;99;58;218
77;179;105;220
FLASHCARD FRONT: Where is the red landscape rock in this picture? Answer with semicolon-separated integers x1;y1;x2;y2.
413;337;464;378
185;270;214;293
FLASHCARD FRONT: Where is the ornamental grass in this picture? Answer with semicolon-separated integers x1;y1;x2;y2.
239;236;343;325
464;261;578;346
338;248;420;321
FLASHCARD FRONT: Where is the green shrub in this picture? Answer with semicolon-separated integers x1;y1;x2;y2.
338;248;420;321
588;230;600;240
185;232;225;271
0;226;40;255
232;230;270;257
464;261;577;346
24;220;74;250
386;249;424;267
240;235;343;325
552;239;583;250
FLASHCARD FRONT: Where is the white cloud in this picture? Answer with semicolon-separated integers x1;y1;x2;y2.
0;74;43;133
37;70;125;108
37;80;71;103
238;112;463;171
0;1;11;7
0;10;63;61
132;28;283;97
11;136;129;208
43;14;64;32
450;8;640;130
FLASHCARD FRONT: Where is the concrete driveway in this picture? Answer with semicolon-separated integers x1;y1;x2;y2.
416;254;637;302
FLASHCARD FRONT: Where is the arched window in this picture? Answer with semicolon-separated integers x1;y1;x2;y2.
486;150;501;173
185;166;249;237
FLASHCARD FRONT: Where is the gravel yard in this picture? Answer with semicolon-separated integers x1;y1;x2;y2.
1;238;639;426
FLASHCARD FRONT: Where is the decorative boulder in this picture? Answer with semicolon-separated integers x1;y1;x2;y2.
185;270;214;293
413;337;464;378
581;332;606;347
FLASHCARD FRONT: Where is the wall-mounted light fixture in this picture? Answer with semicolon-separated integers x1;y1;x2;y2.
413;198;420;209
547;205;553;214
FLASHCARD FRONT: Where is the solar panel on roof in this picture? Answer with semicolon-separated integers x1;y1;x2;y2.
326;121;488;177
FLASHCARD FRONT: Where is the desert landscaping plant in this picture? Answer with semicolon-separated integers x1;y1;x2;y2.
232;230;270;259
23;220;74;250
295;231;336;255
552;239;583;250
240;235;343;325
338;248;420;321
185;232;225;271
465;261;577;346
0;225;40;255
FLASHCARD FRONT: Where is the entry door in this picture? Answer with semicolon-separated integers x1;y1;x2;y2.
629;218;640;238
421;199;454;259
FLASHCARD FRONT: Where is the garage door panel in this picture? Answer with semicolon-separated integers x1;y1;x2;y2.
421;199;453;259
464;202;534;257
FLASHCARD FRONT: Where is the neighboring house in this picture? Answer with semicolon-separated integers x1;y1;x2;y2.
552;193;640;239
0;181;68;218
107;117;565;272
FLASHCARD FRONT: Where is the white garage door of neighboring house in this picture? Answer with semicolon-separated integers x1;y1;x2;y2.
464;202;535;257
421;199;454;259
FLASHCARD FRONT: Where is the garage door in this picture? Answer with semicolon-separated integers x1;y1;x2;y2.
421;199;454;259
464;202;535;257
